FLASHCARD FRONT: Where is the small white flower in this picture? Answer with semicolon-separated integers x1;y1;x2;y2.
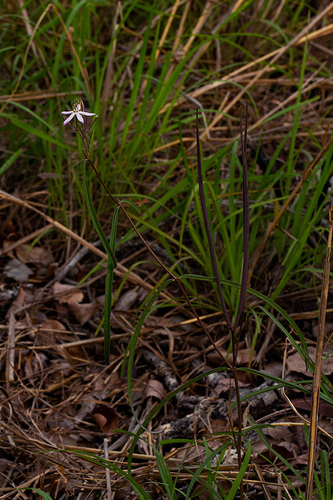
61;102;96;125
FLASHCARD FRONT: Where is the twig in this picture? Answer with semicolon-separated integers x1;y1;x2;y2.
6;313;16;385
305;205;333;500
104;438;112;500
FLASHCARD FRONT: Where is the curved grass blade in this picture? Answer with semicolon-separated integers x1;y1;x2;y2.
185;443;232;500
225;442;251;500
156;449;176;500
0;148;23;176
18;489;53;500
70;450;151;500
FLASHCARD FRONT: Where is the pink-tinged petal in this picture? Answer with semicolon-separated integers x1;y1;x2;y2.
80;111;96;116
61;111;73;115
63;112;75;125
76;113;84;123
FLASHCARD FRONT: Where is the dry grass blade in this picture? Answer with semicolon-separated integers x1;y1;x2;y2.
155;0;181;62
160;2;333;118
0;223;54;257
305;205;333;500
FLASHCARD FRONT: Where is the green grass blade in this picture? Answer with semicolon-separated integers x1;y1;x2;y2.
225;442;251;500
185;443;232;500
5;115;71;150
0;148;22;176
156;449;176;500
70;450;151;500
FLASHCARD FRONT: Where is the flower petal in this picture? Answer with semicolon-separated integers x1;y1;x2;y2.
76;112;84;123
61;111;73;115
63;112;75;125
80;112;96;116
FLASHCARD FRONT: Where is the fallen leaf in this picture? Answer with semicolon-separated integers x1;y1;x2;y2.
262;361;282;378
92;405;119;434
214;377;250;394
4;258;34;283
52;282;84;305
40;319;66;333
207;348;255;367
116;289;138;311
288;398;333;418
16;244;53;266
286;346;333;376
69;301;96;326
142;379;166;401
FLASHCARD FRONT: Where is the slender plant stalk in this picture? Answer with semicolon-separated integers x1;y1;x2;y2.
83;143;233;368
196;107;250;500
305;205;333;500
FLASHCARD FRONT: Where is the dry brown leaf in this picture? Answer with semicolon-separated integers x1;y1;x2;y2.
40;319;66;333
116;289;138;311
16;243;53;266
265;425;294;442
270;439;300;459
4;258;34;283
289;398;333;418
214;377;250;394
52;282;84;304
262;361;283;378
286;346;333;376
142;379;166;401
2;240;16;258
69;301;96;326
207;419;228;434
92;405;119;434
207;348;255;367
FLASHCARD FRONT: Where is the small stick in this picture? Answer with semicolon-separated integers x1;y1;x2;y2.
6;313;16;384
305;205;333;500
104;438;112;500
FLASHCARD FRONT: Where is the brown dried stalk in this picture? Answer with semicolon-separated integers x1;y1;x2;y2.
305;205;333;500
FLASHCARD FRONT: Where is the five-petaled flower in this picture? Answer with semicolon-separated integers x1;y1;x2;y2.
61;102;96;125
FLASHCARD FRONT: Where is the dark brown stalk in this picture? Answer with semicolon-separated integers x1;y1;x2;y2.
195;109;232;330
196;108;250;500
233;105;249;330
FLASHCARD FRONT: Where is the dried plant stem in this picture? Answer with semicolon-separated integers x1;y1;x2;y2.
305;205;333;500
195;107;250;500
6;313;16;385
104;438;112;500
